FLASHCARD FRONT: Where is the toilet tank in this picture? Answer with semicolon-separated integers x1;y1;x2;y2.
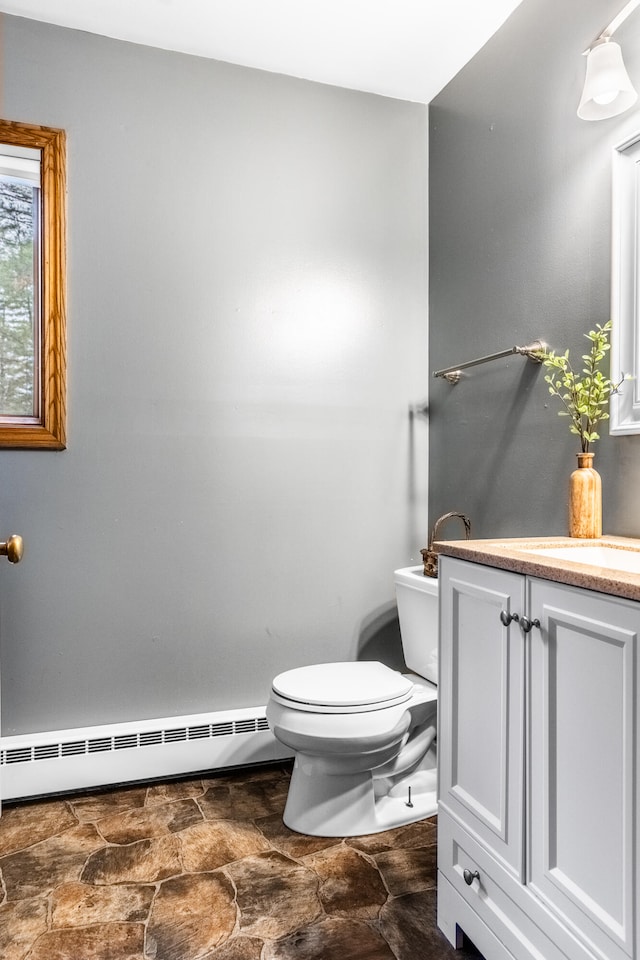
394;566;439;683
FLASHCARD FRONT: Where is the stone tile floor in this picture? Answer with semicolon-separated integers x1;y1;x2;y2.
0;762;484;959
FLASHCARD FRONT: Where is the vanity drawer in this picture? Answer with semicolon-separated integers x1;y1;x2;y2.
438;812;598;960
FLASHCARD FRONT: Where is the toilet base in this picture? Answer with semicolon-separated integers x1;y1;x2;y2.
283;754;437;837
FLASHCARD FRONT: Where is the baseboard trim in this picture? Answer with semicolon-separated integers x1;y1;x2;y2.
0;706;292;800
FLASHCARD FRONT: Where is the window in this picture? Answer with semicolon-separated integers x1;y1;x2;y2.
0;120;66;448
0;144;40;418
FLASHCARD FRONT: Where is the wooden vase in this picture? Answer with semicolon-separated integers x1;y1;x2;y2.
569;452;602;539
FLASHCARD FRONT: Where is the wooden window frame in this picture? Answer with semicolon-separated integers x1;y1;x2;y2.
0;118;66;449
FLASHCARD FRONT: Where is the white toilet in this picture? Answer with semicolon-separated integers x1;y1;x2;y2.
266;566;439;837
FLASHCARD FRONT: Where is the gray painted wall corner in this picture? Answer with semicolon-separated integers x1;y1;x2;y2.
0;16;429;735
429;0;640;540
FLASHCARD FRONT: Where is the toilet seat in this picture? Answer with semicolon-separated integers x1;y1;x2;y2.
272;661;414;714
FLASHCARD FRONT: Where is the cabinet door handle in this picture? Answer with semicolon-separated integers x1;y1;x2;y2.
520;616;541;633
463;868;480;886
500;610;519;626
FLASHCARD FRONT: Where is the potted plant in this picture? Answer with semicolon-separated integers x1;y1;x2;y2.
538;320;627;537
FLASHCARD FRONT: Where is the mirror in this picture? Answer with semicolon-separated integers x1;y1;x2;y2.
0;119;66;449
611;129;640;435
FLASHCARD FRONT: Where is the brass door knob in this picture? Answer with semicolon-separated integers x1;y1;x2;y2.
0;534;23;563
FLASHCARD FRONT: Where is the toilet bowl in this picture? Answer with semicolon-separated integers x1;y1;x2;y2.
266;566;439;837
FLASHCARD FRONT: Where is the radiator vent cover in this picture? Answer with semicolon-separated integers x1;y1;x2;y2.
1;715;270;766
0;709;287;801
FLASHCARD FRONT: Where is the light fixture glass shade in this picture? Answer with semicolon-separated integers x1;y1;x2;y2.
578;39;638;120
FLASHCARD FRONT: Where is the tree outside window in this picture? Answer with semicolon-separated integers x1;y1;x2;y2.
0;172;39;416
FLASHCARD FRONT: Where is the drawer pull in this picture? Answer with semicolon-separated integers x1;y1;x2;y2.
463;868;480;886
500;610;519;626
520;616;541;633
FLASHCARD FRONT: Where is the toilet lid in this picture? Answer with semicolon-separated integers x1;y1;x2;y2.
272;661;413;709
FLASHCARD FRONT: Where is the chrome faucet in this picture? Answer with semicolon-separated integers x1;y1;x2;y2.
420;512;471;578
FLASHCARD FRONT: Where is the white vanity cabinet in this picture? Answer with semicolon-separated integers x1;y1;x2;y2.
437;555;640;960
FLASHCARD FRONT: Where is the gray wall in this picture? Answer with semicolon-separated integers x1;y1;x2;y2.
0;16;429;735
429;0;640;540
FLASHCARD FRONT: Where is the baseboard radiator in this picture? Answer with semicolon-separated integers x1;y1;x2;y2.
0;706;292;801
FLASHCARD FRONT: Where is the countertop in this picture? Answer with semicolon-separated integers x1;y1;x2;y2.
433;535;640;602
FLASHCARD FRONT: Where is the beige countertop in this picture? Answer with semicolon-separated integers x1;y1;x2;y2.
433;535;640;602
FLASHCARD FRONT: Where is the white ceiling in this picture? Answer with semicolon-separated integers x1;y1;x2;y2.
0;0;524;104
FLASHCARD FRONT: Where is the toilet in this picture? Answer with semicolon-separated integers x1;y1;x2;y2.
266;566;439;837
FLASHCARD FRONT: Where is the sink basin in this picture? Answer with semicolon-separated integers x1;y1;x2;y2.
521;544;640;575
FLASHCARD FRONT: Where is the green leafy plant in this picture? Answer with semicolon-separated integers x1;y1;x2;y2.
539;320;627;452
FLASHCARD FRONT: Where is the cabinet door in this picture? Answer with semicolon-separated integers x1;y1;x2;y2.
439;556;526;879
528;578;638;960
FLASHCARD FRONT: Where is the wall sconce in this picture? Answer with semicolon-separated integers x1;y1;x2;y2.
578;0;640;120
